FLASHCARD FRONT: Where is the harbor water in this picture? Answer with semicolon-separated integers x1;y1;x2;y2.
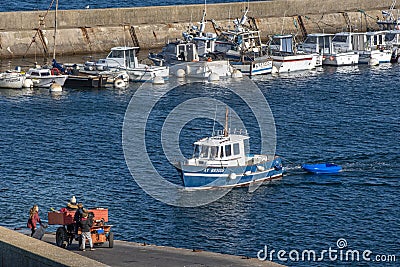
0;64;399;266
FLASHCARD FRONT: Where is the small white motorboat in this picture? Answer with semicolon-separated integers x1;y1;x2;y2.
0;72;29;89
26;68;68;88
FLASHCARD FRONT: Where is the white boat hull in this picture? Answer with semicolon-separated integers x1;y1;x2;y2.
126;66;169;82
30;75;68;88
0;73;26;89
323;52;359;66
358;50;392;64
230;57;273;76
170;60;233;79
271;54;316;73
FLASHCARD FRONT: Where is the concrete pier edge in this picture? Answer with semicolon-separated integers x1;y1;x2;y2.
0;226;107;267
1;226;284;267
0;0;395;58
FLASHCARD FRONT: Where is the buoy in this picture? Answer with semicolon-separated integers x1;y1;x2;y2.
152;76;165;84
369;58;379;66
208;72;219;82
23;78;33;88
49;81;62;92
114;78;126;89
229;173;237;180
231;69;243;79
176;69;185;78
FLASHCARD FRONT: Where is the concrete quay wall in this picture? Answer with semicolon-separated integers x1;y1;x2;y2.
0;226;107;267
0;0;394;58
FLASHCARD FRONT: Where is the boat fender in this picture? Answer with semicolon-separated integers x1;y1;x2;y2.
256;166;265;172
114;78;126;89
229;173;237;180
274;163;282;171
244;171;252;176
152;76;165;85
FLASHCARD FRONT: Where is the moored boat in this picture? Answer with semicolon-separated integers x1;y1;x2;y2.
322;32;359;66
176;109;283;189
26;68;68;88
88;46;169;82
0;72;29;89
269;34;317;73
356;31;392;65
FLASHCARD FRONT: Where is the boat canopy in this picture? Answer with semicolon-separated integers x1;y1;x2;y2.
192;133;249;160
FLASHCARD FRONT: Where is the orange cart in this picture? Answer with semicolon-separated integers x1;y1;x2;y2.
48;208;113;248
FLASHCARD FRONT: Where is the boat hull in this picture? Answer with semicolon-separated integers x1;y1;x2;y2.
30;75;68;88
230;57;273;76
0;73;25;89
126;66;169;82
357;50;392;64
323;52;359;66
271;54;315;73
180;157;283;188
170;60;233;79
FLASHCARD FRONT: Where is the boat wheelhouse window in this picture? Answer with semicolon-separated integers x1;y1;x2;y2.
304;36;317;44
378;34;383;45
332;35;347;43
193;145;200;158
200;145;209;158
220;146;224;158
233;143;240;155
210;146;218;159
225;144;232;157
109;50;124;58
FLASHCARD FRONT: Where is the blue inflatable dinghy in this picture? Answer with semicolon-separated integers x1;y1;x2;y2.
301;163;342;174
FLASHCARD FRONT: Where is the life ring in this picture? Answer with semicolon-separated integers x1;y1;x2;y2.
51;68;60;75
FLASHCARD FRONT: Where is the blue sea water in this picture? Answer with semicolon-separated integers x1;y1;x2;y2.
0;0;260;12
0;64;399;266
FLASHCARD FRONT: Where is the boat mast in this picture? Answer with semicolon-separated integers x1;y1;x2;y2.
224;107;229;137
52;0;58;60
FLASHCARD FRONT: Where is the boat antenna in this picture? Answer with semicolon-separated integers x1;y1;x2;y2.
212;105;217;136
224;107;229;137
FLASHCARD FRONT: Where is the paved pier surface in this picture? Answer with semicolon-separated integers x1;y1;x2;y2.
42;233;283;267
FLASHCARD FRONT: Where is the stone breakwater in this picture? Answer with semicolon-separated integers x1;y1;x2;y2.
0;0;394;58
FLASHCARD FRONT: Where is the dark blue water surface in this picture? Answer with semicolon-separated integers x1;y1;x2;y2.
0;64;399;266
0;0;262;12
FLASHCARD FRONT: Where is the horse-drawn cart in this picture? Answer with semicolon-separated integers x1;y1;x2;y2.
48;208;113;248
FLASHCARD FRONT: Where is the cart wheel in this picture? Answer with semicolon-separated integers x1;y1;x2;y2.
108;232;114;248
56;227;68;248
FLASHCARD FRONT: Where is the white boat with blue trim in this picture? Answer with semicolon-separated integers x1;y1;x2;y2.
176;109;283;189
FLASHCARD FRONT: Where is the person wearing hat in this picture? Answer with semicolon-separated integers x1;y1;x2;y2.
74;203;84;238
67;196;78;210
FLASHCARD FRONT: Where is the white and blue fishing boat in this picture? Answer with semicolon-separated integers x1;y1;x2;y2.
176;109;283;189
